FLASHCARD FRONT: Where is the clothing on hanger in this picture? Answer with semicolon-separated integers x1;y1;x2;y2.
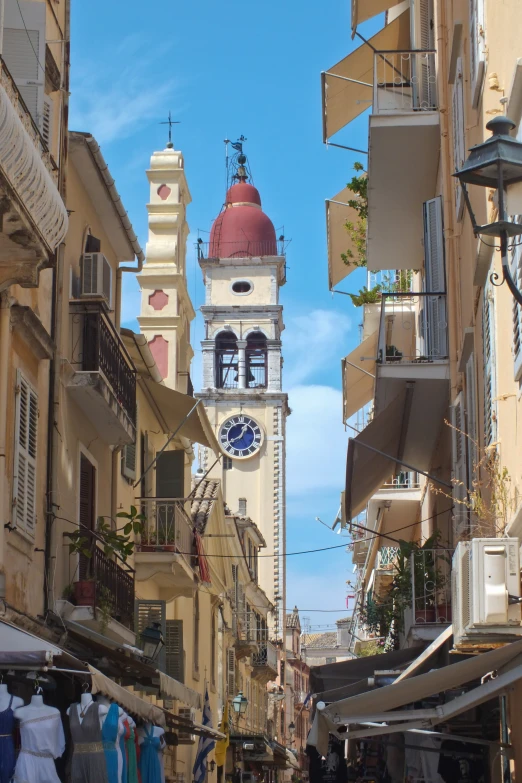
126;720;139;783
69;701;109;783
13;710;65;783
139;724;162;783
120;718;130;783
0;695;16;783
102;703;120;783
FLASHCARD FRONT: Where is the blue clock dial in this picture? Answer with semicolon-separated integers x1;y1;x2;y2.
219;415;263;458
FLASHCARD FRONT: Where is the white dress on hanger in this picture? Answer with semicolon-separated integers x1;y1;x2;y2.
13;710;65;783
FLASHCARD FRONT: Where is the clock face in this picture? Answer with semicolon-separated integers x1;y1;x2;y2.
219;415;263;459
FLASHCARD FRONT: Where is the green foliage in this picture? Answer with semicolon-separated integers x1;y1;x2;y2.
96;583;114;633
341;162;368;269
349;285;382;307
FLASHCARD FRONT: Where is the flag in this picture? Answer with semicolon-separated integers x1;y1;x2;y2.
214;700;230;767
230;142;243;152
303;692;312;709
193;688;215;783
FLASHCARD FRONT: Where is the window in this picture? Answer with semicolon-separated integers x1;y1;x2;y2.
78;453;95;578
3;0;46;128
211;610;216;687
227;647;236;696
246;332;267;388
193;592;200;674
238;497;247;516
423;197;447;358
121;439;137;482
452;58;465;221
166;619;184;683
156;450;184;498
469;0;485;108
12;370;38;535
135;600;167;673
215;331;238;389
483;286;497;447
223;456;233;471
512;241;522;380
231;280;253;295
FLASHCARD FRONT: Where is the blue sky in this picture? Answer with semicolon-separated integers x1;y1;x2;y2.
70;0;381;629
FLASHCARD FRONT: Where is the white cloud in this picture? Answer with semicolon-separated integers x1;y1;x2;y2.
284;309;351;387
286;384;348;496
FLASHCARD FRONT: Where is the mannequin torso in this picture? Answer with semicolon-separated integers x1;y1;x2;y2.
14;694;60;721
0;683;23;711
67;693;108;729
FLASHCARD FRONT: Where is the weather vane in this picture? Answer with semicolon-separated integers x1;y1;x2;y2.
160;111;180;148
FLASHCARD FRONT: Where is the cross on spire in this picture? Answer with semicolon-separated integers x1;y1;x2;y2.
160;111;180;148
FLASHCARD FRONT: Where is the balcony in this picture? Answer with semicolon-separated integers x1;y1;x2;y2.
252;639;278;684
367;50;439;271
367;472;422;545
67;302;136;446
373;547;398;599
134;499;196;599
0;57;68;289
233;610;260;659
402;548;453;645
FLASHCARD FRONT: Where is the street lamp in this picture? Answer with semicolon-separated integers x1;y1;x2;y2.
140;621;165;662
454;115;522;305
232;691;248;718
288;721;296;736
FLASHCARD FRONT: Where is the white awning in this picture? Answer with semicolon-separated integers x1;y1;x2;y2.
393;626;453;683
0;619;85;669
351;0;404;36
141;379;219;453
286;750;300;770
89;665;166;727
322;9;410;140
158;670;202;711
342;331;377;422
326;190;361;289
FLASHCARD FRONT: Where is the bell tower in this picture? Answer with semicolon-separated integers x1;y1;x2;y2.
196;146;288;637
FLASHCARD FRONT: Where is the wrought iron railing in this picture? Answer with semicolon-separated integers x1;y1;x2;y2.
382;472;421;489
373;50;437;114
233;611;269;645
137;498;194;569
92;546;135;630
377;546;399;568
408;548;453;628
70;302;136;425
368;269;417;295
252;639;278;672
378;292;448;364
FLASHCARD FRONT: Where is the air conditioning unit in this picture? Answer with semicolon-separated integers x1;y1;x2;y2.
80;253;112;304
452;538;522;651
177;707;196;744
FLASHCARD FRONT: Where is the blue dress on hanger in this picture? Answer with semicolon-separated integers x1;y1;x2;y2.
139;725;161;783
102;703;120;783
0;695;15;783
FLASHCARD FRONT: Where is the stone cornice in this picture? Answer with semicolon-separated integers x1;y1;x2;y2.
10;305;54;359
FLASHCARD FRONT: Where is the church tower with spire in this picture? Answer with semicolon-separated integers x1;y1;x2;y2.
197;146;288;637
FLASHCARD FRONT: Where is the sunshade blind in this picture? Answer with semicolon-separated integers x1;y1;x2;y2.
323;9;410;140
351;0;404;34
13;370;38;535
326;189;362;289
342;331;378;422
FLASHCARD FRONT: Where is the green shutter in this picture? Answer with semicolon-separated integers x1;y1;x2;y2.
166;619;184;683
135;599;166;672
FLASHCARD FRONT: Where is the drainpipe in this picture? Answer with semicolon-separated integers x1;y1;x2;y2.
0;292;11;598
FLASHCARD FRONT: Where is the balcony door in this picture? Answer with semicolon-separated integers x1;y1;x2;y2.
78;454;96;580
422;197;447;358
155;451;185;549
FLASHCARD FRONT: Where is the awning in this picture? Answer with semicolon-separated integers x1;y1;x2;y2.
322;9;410;140
345;390;407;521
141;379;219;452
158;670;202;710
326;190;361;289
351;0;404;37
342;331;377;422
393;626;453;683
286;749;300;770
88;665;166;727
310;645;419;695
166;712;225;740
0;619;86;669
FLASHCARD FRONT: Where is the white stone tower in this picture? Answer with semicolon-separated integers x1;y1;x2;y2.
137;142;194;393
196;150;288;637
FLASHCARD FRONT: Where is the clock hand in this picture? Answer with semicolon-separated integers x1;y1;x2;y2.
229;424;248;444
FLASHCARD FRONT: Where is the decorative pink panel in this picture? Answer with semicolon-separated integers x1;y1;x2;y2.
149;335;168;379
149;290;169;311
157;184;171;201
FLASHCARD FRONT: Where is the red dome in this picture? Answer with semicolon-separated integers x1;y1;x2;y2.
209;181;277;258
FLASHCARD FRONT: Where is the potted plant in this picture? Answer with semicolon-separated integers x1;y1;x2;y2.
140;528;158;552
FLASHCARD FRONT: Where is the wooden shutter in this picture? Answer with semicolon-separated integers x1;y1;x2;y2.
41;94;53;147
165;619;184;683
423;197;447;358
512;244;522;380
483;286;497;447
122;440;137;481
156;450;184;498
465;353;478;481
12;370;38;535
227;647;236;697
469;0;485;108
78;454;95;579
135;599;167;672
452;58;465;220
3;0;46;126
451;393;469;539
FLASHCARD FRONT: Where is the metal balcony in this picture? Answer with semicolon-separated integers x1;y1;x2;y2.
67;302;136;446
373;547;398;600
403;548;453;644
233;610;260;659
373;50;437;115
251;639;278;684
134;499;196;599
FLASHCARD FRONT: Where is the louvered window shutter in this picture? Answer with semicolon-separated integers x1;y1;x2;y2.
41;95;53;147
227;647;236;697
165;619;184;683
451;393;469;539
423;197;447;358
512;244;522;380
469;0;485;108
3;0;46;126
452;58;465;220
483;286;497;447
135;599;167;672
12;370;38;536
465;353;478;480
122;440;137;481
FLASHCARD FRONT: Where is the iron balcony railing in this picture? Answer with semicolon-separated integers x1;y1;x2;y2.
81;546;135;630
382;472;421;489
404;548;453;635
70;302;136;425
378;291;448;364
233;611;269;645
197;239;286;260
373;49;437;114
368;269;417;296
252;639;278;672
377;546;399;569
137;498;194;570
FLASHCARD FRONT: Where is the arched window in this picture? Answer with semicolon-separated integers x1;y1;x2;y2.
215;331;238;388
246;332;267;388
